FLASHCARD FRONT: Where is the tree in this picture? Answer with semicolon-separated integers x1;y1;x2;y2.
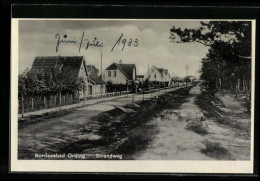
18;72;27;117
170;21;251;95
87;65;99;75
18;66;86;113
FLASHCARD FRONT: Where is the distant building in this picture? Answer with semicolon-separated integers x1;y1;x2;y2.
136;75;144;82
144;66;171;85
184;75;197;83
104;61;136;84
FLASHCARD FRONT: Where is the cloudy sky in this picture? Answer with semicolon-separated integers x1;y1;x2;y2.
19;20;209;78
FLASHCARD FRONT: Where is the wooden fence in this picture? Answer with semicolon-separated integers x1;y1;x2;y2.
19;84;189;115
18;93;79;114
83;91;130;100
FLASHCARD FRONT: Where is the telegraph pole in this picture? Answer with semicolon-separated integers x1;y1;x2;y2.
100;50;103;97
186;65;189;76
148;64;149;90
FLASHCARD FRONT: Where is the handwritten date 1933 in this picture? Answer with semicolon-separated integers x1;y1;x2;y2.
111;33;138;52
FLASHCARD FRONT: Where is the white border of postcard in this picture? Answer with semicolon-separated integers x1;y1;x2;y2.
10;18;255;173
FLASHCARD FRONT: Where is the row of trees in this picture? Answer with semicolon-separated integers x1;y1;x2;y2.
19;68;86;117
170;21;252;96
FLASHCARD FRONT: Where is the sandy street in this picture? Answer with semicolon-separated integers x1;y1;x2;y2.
133;85;250;160
18;85;251;160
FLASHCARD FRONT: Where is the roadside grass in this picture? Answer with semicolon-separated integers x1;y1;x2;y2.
195;87;251;139
111;124;160;159
195;89;227;124
186;120;208;136
201;140;233;160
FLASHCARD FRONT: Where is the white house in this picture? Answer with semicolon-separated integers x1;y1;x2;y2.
144;66;171;85
104;61;136;84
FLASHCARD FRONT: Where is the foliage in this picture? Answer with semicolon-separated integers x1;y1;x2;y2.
18;68;86;98
106;81;127;92
170;21;251;92
87;65;99;75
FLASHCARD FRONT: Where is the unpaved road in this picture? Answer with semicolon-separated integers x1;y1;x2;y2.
18;86;186;159
133;85;251;160
18;84;251;160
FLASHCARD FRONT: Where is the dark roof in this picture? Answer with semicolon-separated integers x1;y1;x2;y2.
157;68;164;77
106;63;136;80
31;56;87;82
105;63;117;70
89;74;106;84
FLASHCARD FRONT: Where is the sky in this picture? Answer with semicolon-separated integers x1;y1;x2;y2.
19;20;209;78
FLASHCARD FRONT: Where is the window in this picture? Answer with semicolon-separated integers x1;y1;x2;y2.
154;74;156;79
113;71;117;77
148;74;151;78
151;69;154;73
108;71;111;77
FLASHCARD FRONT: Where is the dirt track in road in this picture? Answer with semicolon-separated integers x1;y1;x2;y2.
131;85;250;160
18;86;187;159
18;84;251;160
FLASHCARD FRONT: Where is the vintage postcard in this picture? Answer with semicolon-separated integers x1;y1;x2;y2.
11;19;255;173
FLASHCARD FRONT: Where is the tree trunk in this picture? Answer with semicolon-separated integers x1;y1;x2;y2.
78;90;80;102
59;92;62;110
235;78;239;98
21;93;24;118
243;77;246;91
219;77;222;90
215;78;218;90
54;94;57;106
31;97;34;111
44;96;46;109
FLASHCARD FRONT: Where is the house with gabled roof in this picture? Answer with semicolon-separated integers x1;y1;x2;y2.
103;61;136;84
144;66;163;82
144;65;171;86
31;56;105;98
88;74;106;96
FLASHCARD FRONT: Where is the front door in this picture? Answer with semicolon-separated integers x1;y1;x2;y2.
88;85;92;95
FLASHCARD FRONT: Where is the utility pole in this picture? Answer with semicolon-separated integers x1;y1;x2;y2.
143;83;144;102
148;64;149;91
100;50;103;97
186;65;189;76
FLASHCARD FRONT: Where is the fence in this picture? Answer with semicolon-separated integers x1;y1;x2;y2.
19;83;191;115
19;91;131;114
18;93;79;114
82;91;130;100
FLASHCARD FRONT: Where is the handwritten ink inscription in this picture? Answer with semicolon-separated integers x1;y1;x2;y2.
111;33;138;52
55;32;138;53
55;33;77;52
